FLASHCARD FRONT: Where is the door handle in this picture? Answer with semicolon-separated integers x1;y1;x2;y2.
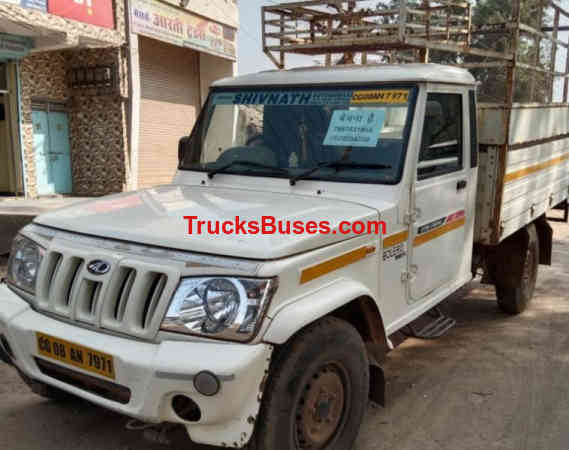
457;179;467;191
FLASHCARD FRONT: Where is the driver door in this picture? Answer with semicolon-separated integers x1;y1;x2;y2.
410;89;469;301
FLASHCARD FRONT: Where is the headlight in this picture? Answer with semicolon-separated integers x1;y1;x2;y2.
7;234;45;294
161;277;278;341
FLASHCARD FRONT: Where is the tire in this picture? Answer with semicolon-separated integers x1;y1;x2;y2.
252;317;369;450
495;224;539;314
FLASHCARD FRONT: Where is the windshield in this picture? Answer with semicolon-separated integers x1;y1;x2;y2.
180;86;416;184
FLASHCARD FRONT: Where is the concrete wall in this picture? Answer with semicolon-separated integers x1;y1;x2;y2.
168;0;239;28
65;48;129;196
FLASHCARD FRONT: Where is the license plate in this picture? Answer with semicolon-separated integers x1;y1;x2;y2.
36;332;115;380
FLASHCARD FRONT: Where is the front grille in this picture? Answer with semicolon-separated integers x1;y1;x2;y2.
142;273;168;329
35;358;131;404
76;279;103;323
110;267;136;322
35;245;178;339
40;252;85;316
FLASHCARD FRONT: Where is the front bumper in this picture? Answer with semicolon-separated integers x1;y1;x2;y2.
0;283;273;448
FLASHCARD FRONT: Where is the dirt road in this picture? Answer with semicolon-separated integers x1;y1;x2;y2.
1;217;569;450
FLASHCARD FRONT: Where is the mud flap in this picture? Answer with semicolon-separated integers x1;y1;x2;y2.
369;364;385;407
535;216;552;266
485;226;531;289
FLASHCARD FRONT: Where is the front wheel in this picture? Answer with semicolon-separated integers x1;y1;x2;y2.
495;223;539;314
252;317;369;450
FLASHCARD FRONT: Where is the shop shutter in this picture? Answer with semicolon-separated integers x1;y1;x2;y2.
138;36;200;189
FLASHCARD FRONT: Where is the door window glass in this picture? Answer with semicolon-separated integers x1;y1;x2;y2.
418;93;463;179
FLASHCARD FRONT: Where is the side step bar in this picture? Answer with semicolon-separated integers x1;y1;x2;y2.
404;307;456;339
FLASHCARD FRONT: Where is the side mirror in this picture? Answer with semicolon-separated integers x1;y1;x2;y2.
178;136;191;164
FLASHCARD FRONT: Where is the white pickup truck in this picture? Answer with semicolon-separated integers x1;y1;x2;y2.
1;64;567;449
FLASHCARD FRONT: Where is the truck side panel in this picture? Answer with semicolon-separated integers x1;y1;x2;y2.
475;105;569;244
501;138;569;239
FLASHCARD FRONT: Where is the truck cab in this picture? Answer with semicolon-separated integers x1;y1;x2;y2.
0;64;551;449
175;63;478;332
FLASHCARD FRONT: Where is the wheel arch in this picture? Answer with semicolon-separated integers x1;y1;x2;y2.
327;295;389;406
327;295;391;363
262;281;390;409
263;280;392;360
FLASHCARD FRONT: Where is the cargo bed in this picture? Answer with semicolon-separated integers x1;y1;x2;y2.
476;104;569;245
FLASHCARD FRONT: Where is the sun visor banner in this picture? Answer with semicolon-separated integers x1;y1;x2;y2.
212;89;410;106
213;90;352;106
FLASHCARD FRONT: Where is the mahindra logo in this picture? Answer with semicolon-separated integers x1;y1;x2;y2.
87;260;111;275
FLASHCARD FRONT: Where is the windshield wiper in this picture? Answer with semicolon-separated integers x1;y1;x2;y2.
289;161;392;186
207;160;289;179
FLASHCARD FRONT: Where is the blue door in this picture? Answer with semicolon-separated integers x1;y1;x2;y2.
32;109;72;195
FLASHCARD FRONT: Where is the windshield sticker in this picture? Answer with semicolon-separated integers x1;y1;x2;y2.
323;109;385;148
213;90;354;106
351;89;409;105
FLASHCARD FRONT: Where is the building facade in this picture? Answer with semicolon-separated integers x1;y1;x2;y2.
128;0;238;189
0;0;238;198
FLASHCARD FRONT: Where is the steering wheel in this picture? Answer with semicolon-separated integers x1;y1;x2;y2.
246;133;265;147
216;145;278;167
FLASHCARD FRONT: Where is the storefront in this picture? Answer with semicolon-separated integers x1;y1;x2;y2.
0;0;125;198
0;0;239;198
129;0;238;189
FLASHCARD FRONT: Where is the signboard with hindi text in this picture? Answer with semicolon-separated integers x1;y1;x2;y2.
130;0;236;61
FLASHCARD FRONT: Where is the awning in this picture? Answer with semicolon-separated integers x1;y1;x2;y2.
0;3;123;54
